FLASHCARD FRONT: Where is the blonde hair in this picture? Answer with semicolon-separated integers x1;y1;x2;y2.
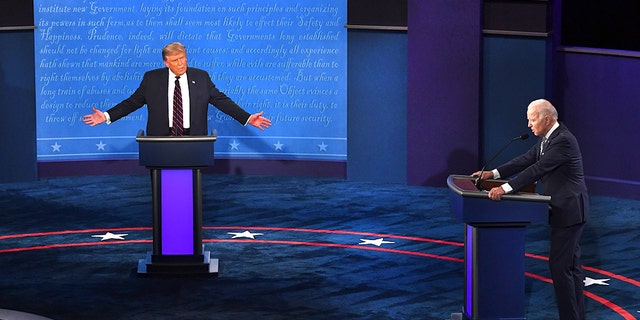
162;42;186;61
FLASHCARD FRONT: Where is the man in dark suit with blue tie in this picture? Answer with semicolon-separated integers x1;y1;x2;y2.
473;99;588;320
82;42;271;134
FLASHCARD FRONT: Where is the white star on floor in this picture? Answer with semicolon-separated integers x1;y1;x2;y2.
583;277;610;287
228;231;263;239
359;238;394;247
91;232;128;241
96;141;107;151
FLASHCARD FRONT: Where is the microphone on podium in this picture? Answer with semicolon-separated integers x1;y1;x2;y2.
474;134;529;188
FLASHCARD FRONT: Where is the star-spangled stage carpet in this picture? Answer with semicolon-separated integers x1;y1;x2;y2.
0;174;638;320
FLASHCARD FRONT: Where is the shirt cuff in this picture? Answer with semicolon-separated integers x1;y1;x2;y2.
104;111;111;124
492;169;512;193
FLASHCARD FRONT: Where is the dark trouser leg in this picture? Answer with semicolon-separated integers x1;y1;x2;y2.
549;222;586;320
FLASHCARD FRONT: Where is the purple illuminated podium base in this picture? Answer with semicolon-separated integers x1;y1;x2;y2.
135;168;218;277
136;133;218;277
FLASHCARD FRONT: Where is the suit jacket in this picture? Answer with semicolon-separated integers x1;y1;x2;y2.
107;67;251;136
496;123;589;227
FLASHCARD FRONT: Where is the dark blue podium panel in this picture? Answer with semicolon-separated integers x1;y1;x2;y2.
137;137;215;167
451;194;549;224
447;175;550;320
465;224;527;319
448;175;550;224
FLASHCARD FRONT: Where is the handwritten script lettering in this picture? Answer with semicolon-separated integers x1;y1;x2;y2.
35;0;346;160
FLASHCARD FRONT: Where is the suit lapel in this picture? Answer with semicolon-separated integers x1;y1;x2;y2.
160;68;170;112
185;70;195;127
538;123;563;159
547;123;563;144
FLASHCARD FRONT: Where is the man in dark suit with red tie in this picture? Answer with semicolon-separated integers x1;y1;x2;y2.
473;99;589;320
82;42;271;135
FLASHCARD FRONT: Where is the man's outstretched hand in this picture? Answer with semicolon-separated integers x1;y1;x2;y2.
248;111;272;130
82;107;106;126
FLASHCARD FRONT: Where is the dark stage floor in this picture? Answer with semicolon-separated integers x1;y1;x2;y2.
1;174;639;319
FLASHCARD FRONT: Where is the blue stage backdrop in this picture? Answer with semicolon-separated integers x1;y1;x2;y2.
34;0;346;162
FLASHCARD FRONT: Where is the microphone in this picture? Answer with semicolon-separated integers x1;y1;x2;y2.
474;133;529;188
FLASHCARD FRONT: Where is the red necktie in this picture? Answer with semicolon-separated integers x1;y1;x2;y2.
172;76;183;136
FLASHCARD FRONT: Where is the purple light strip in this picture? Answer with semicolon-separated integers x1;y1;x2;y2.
161;169;194;255
466;224;473;318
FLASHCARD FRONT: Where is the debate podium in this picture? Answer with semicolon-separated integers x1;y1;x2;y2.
135;130;218;277
447;175;550;320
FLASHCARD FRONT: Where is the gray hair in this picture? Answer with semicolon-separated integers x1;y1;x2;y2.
527;99;558;120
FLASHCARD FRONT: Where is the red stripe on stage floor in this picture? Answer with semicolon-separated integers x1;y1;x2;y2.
525;272;636;319
205;225;464;246
583;265;640;288
524;271;552;284
583;291;637;320
1;226;637;318
204;239;464;262
0;240;151;253
527;253;640;288
0;227;151;240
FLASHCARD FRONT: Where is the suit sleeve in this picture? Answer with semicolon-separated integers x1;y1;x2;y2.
498;135;570;192
106;74;149;122
496;147;537;182
205;75;251;125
